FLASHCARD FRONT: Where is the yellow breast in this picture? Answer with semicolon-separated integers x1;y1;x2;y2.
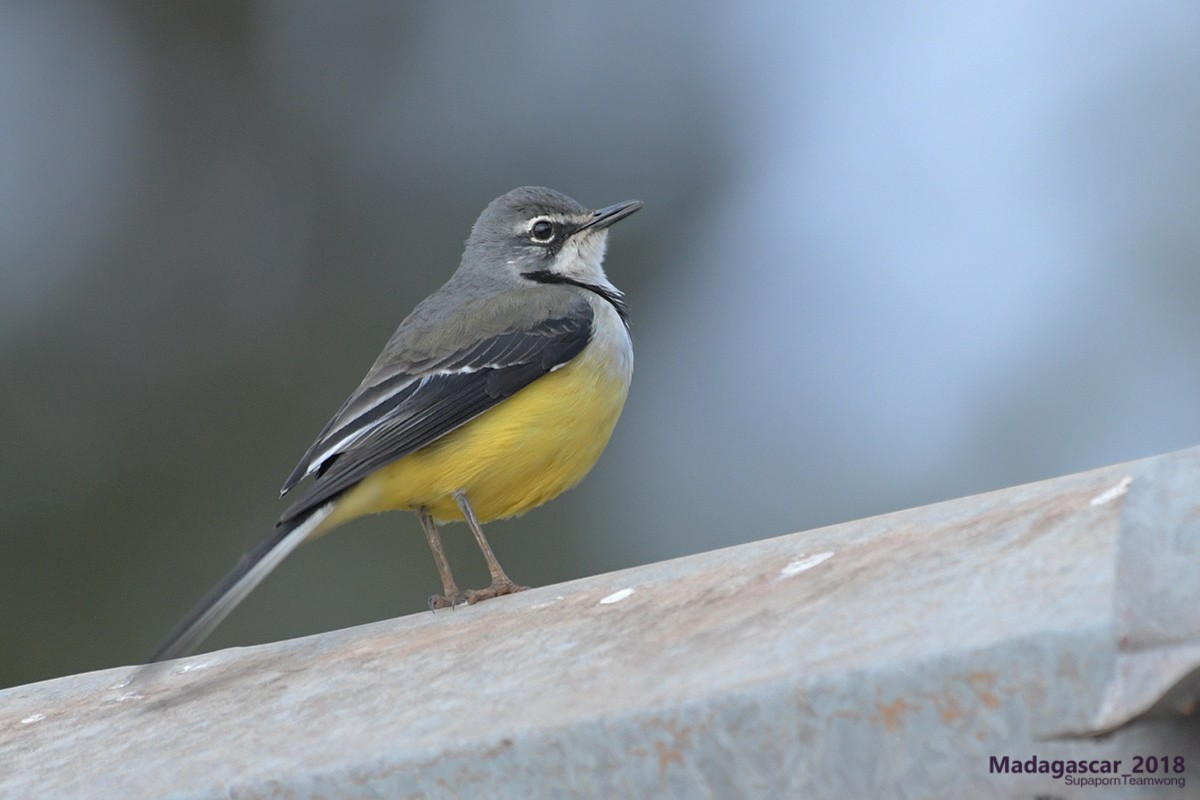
317;336;632;529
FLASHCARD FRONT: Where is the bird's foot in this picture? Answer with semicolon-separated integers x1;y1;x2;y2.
428;578;528;610
464;577;529;605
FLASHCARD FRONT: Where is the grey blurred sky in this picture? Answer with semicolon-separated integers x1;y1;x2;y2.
3;2;1198;689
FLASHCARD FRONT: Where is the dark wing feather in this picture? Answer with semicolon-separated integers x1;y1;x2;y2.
277;309;593;525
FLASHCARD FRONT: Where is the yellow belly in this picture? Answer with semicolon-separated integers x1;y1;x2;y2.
314;342;631;532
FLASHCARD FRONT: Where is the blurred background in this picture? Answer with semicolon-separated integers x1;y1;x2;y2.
3;2;1199;690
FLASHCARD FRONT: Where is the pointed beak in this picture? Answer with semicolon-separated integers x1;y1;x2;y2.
579;199;643;232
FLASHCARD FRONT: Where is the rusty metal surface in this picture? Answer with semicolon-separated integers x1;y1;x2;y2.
3;447;1200;798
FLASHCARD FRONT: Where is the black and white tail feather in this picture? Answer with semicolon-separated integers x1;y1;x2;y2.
146;505;333;663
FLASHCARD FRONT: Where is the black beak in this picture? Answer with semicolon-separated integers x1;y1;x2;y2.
579;199;643;232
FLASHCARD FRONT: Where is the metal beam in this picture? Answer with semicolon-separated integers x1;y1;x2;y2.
4;447;1200;798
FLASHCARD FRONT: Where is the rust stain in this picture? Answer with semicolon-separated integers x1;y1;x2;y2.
655;740;683;775
966;671;1002;709
639;718;693;779
930;690;965;724
876;697;918;731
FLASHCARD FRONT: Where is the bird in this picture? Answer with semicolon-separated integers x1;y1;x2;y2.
147;186;641;662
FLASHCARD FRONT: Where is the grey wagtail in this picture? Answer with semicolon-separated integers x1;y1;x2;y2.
149;187;641;662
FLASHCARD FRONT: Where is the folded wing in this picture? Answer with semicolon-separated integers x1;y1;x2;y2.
277;307;594;525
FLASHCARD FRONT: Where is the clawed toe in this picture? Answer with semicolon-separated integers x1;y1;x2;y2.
428;592;469;610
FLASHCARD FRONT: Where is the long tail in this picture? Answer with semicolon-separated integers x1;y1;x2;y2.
147;503;334;663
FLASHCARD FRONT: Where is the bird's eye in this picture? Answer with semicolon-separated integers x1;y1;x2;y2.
530;220;555;243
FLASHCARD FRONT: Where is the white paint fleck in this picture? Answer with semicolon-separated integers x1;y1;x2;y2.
179;660;211;673
531;595;564;610
1090;476;1132;506
599;587;634;605
779;552;834;578
20;714;45;724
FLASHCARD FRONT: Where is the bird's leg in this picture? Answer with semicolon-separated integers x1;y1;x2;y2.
416;507;467;609
452;490;529;603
